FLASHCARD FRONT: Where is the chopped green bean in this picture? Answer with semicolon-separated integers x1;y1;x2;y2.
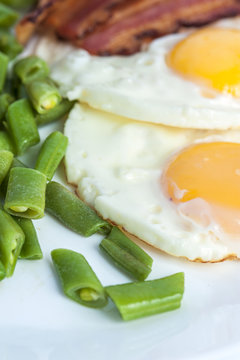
106;272;184;321
0;30;22;59
26;77;61;114
0;259;5;280
15;217;42;259
100;227;153;280
0;208;24;276
35;131;68;181
14;56;49;85
0;131;15;153
1;157;26;195
0;51;8;92
4;167;46;219
6;98;40;155
45;181;111;236
51;249;108;308
17;83;28;99
0;94;14;121
36;99;75;126
0;150;13;186
0;3;18;27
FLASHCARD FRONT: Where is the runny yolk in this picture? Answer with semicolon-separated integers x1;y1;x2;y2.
162;142;240;234
167;28;240;97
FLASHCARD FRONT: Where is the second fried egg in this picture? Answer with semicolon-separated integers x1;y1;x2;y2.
64;103;240;262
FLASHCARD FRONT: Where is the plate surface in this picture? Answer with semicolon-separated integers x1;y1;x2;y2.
0;120;240;360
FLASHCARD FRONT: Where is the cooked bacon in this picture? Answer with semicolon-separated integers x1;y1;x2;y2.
16;0;58;44
16;0;124;44
54;0;125;40
79;0;240;55
17;0;240;55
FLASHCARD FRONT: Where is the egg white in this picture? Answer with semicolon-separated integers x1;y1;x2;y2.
64;103;240;262
50;17;240;130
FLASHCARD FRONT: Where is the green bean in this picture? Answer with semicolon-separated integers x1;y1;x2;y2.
4;167;46;219
15;217;43;259
100;227;153;280
0;259;5;280
6;98;40;155
36;99;75;126
0;0;37;9
0;51;8;92
1;157;26;195
51;249;108;308
0;208;24;276
35;131;68;181
0;30;22;59
26;77;61;114
45;181;111;236
0;3;18;27
106;272;185;321
17;83;28;99
14;56;49;85
0;150;13;186
0;131;15;153
0;93;14;121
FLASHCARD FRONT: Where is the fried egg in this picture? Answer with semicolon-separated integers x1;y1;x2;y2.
51;18;240;130
64;103;240;262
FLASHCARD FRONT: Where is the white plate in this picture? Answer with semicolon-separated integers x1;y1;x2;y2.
1;119;240;360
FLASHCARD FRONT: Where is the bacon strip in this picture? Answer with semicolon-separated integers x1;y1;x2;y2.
55;0;124;40
16;0;58;44
79;0;240;55
16;0;124;44
17;0;240;55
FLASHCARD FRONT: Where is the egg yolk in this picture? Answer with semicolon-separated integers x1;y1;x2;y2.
167;28;240;97
162;142;240;234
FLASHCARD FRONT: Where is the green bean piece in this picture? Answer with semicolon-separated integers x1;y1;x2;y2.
0;93;14;121
51;249;108;308
36;99;75;126
3;77;14;95
0;0;37;9
17;83;28;99
0;260;5;280
106;272;185;321
35;131;68;181
0;150;13;186
0;52;8;92
0;30;22;59
1;156;26;195
14;56;49;85
26;77;61;114
46;181;111;236
0;3;18;27
0;131;15;153
4;167;47;219
6;98;40;155
15;217;42;259
100;227;153;280
0;208;24;276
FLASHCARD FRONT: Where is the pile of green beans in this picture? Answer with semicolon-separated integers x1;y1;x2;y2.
0;2;185;324
0;2;79;281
